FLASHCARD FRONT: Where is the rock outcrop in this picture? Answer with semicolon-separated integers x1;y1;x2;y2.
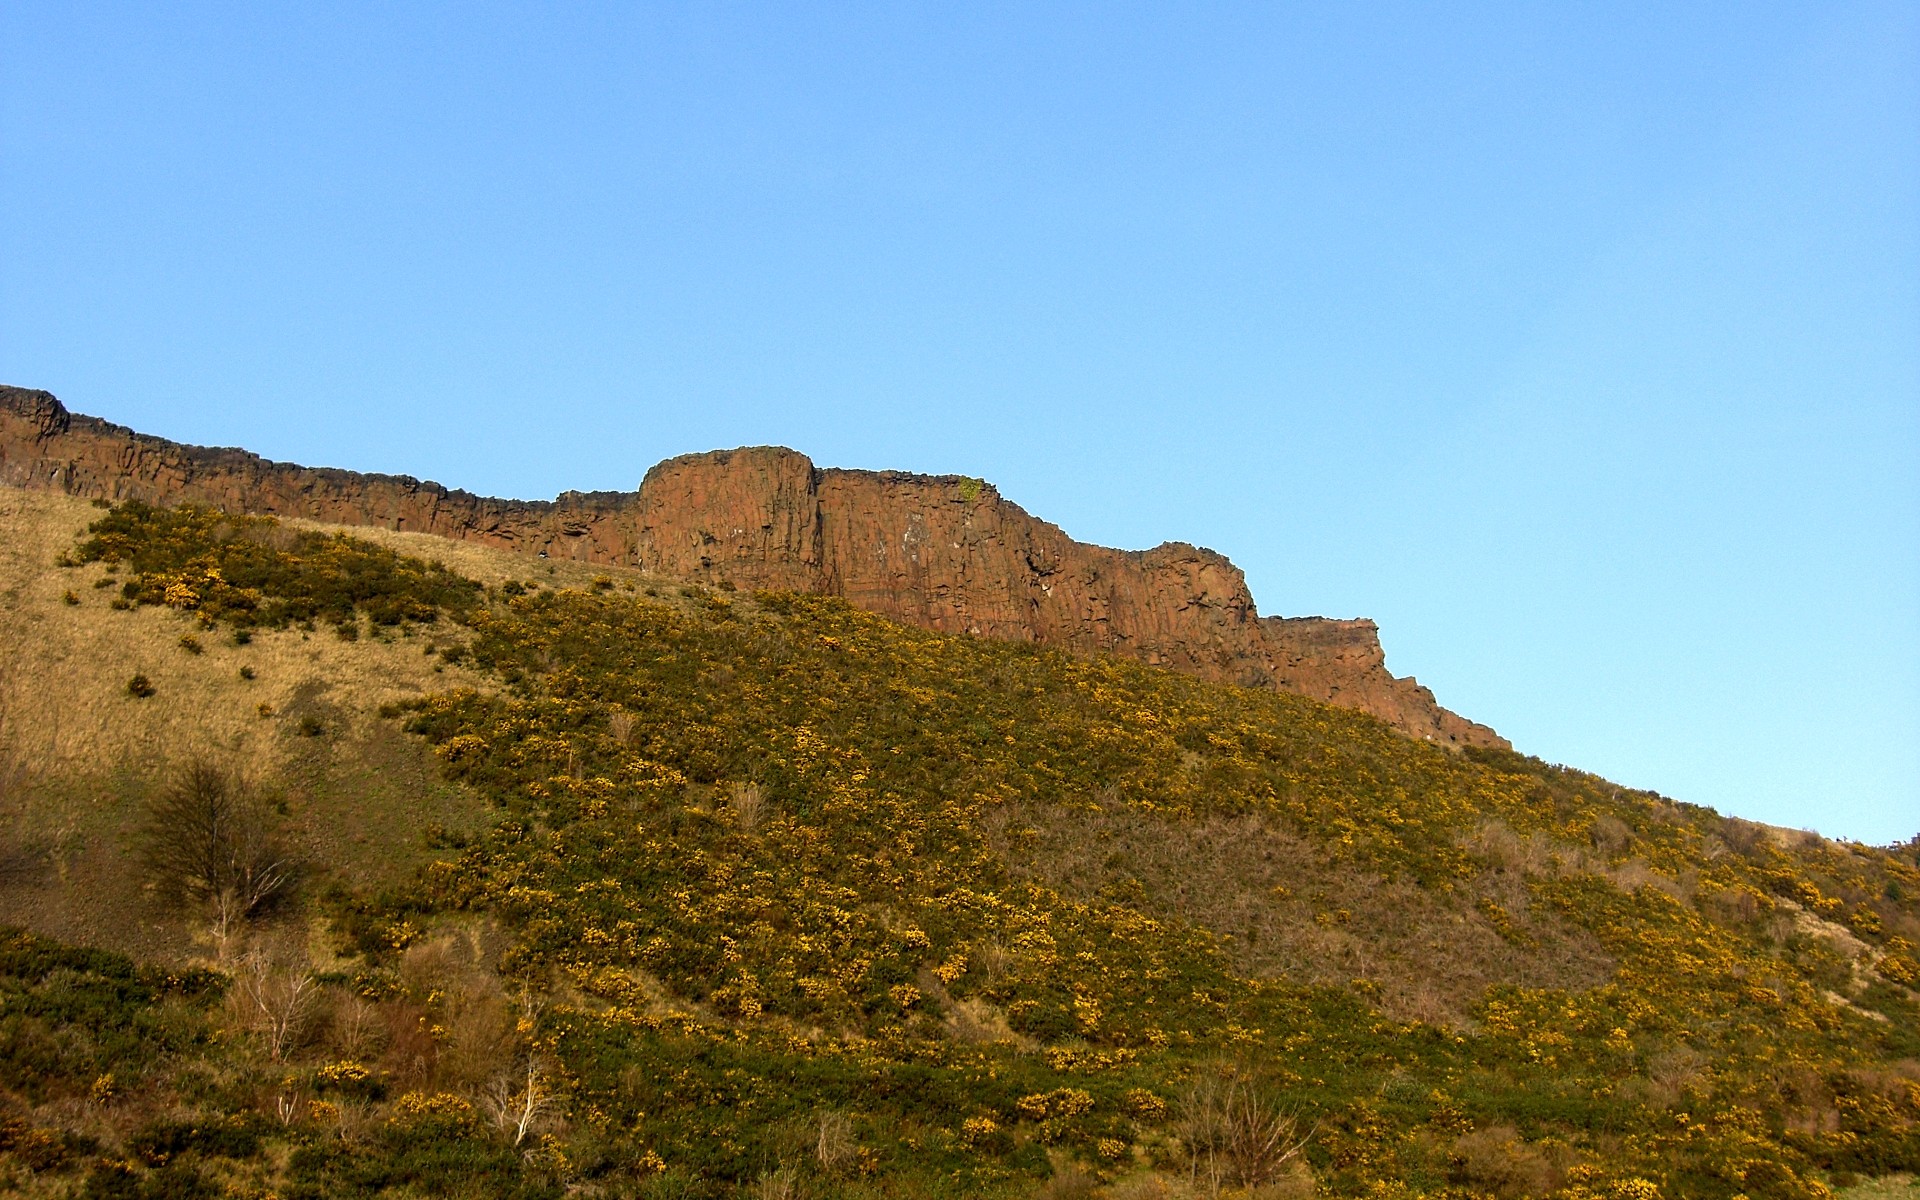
0;385;1505;748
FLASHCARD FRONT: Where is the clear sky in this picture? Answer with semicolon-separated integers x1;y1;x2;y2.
4;3;1915;843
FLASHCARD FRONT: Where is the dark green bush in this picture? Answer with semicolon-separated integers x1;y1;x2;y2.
129;1115;262;1165
75;501;480;634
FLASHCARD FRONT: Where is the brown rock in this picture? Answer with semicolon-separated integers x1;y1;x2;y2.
0;385;1505;749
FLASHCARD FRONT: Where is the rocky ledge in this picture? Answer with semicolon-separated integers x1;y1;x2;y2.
0;385;1505;749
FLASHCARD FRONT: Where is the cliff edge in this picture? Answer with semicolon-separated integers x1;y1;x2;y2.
0;385;1505;748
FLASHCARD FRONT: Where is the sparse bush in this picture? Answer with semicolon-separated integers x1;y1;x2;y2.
126;673;155;698
1449;1125;1559;1198
1179;1067;1313;1195
814;1110;856;1171
1034;1168;1100;1199
608;708;637;744
232;952;322;1061
1590;813;1635;857
727;780;766;831
324;991;389;1064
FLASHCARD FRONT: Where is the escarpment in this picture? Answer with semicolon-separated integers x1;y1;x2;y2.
0;385;1505;748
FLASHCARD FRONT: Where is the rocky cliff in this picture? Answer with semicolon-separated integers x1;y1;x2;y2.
0;386;1504;748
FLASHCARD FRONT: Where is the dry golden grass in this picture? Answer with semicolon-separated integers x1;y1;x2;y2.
0;490;488;780
0;487;500;958
282;515;675;593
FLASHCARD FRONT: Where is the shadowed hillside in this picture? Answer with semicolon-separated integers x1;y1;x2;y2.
0;491;1915;1199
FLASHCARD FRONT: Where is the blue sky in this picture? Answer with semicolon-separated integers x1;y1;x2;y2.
4;2;1915;842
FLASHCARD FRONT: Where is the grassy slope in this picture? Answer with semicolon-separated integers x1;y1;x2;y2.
0;490;1916;1200
0;490;496;957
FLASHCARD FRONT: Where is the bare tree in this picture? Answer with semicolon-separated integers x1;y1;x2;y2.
484;1054;559;1146
814;1110;856;1171
1180;1067;1315;1196
138;758;293;935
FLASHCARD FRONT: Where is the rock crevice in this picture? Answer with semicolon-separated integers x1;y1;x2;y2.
0;386;1505;748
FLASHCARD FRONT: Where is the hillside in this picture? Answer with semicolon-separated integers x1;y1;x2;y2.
1;489;1917;1200
0;386;1501;749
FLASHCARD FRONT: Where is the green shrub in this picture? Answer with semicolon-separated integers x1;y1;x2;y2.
129;1116;262;1165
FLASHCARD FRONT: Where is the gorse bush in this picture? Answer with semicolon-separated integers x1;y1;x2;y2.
74;500;481;635
0;927;221;1109
7;500;1918;1199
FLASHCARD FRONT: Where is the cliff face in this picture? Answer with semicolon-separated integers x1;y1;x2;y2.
0;386;1505;748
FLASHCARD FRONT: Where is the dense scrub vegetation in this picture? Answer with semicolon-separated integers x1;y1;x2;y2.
4;502;1917;1198
71;501;480;635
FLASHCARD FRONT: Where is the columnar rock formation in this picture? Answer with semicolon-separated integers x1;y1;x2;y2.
0;386;1505;748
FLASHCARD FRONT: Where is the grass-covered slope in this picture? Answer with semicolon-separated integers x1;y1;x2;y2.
0;492;500;961
2;497;1917;1199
